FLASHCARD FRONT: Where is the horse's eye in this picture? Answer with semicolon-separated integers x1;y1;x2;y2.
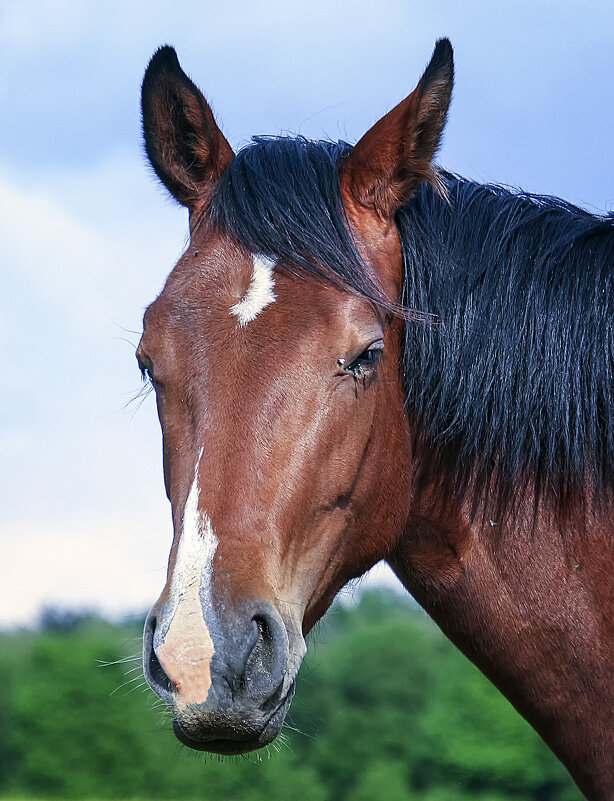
345;340;384;374
137;354;155;384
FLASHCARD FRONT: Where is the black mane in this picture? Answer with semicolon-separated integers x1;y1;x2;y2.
210;137;614;516
399;177;614;516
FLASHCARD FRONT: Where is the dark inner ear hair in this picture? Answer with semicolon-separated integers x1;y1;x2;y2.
171;96;206;185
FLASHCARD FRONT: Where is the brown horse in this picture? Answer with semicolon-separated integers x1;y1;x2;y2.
137;40;614;800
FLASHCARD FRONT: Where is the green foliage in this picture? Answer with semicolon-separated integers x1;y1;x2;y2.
345;759;413;801
0;591;582;801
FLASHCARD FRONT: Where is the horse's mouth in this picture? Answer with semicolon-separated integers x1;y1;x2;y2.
172;685;294;755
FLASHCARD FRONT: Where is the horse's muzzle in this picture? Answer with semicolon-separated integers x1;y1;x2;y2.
142;600;304;753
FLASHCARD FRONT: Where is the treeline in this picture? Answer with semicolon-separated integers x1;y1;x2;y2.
0;590;581;801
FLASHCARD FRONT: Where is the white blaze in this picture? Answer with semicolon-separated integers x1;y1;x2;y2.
156;447;219;706
230;254;276;325
172;448;217;603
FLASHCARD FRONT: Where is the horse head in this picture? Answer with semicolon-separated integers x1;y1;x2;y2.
138;41;452;753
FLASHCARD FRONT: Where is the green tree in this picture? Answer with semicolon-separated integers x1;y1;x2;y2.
419;643;577;798
346;759;414;801
0;592;584;801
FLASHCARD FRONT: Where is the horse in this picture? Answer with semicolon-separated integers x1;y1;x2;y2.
137;40;614;800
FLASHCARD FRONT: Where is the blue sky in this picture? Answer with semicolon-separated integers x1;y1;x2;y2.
1;0;613;626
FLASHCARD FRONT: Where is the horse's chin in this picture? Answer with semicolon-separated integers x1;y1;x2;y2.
171;683;295;755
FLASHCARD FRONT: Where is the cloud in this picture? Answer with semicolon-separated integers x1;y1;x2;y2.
0;172;108;325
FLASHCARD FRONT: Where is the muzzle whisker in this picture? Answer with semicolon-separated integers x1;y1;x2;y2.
96;652;142;667
282;720;315;742
109;677;148;697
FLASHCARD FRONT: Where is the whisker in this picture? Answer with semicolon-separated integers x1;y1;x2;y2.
113;321;143;338
97;653;141;667
281;720;315;741
125;381;154;420
121;665;144;676
110;676;147;697
115;334;140;350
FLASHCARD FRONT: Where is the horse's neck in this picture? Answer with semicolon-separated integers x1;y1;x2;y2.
388;497;614;800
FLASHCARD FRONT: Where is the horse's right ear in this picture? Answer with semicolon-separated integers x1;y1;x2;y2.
141;46;234;217
341;39;453;221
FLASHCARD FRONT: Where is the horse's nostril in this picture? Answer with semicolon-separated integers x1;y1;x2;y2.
146;615;174;698
149;643;174;696
240;610;292;710
244;614;275;684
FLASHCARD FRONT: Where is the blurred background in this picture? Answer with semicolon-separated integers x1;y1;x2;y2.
0;1;611;798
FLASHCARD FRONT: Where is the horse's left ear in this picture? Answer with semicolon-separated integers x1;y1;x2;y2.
141;46;234;218
341;39;453;221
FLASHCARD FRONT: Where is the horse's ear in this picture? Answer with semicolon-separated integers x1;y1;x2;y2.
341;39;453;220
141;46;234;217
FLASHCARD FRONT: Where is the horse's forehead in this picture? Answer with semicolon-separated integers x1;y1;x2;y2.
151;245;340;327
147;244;255;324
166;239;252;299
143;237;374;369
